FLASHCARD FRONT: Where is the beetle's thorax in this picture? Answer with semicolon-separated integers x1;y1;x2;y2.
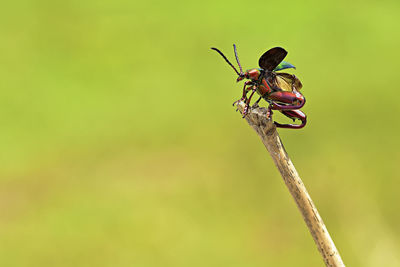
245;68;261;81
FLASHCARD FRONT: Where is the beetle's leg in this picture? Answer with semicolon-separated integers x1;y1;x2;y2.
268;90;305;110
252;96;262;108
274;109;307;129
242;86;257;118
233;81;252;106
266;103;273;119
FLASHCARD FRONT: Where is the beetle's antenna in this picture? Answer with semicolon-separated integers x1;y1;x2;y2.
233;44;243;74
211;47;240;76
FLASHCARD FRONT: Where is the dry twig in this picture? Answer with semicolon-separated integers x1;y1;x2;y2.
236;101;345;267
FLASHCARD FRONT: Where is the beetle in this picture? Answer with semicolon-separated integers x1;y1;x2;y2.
211;44;307;129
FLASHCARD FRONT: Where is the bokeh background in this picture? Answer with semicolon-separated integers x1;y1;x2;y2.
1;0;399;266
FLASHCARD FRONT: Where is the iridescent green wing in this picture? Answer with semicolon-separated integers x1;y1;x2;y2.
275;73;303;91
274;61;296;71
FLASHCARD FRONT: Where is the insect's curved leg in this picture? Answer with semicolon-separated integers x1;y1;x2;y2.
274;109;307;129
233;80;253;106
242;86;257;118
251;96;262;108
268;90;305;110
266;102;273;119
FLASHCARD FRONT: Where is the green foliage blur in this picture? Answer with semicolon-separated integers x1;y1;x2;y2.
1;0;399;266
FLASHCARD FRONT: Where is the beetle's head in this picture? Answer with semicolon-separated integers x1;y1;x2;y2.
236;68;261;82
236;73;245;82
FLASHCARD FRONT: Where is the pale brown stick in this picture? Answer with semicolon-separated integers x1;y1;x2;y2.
236;102;345;267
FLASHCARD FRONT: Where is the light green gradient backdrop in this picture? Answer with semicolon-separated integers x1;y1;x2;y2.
0;0;399;266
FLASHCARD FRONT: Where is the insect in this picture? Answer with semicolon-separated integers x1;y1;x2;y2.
211;44;307;129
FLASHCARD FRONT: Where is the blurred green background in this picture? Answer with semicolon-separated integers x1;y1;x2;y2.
1;0;399;266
